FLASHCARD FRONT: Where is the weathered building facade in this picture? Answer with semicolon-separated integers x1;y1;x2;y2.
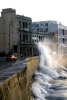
1;8;65;57
0;8;19;54
0;8;45;58
32;21;67;53
0;8;33;57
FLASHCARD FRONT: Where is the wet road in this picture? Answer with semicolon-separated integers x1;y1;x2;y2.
0;60;26;82
0;61;16;71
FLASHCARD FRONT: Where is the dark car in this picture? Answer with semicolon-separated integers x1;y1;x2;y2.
6;55;17;61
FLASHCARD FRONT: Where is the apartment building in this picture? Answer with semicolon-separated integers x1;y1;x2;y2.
0;8;33;57
0;8;45;57
1;8;67;57
32;21;67;53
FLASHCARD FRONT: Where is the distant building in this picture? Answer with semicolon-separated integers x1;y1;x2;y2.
32;21;67;53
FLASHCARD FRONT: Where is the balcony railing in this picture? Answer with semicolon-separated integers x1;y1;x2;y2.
19;40;34;45
59;35;67;38
23;28;29;31
19;27;30;32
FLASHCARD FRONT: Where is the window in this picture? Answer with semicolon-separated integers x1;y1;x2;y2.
63;29;64;35
28;35;31;42
35;24;39;27
41;23;43;26
63;38;64;43
29;23;30;26
40;28;43;32
26;23;27;28
45;23;48;27
53;33;54;36
19;21;21;27
23;22;28;28
23;34;25;41
37;29;39;31
45;28;48;32
25;35;28;42
23;22;25;28
39;36;41;39
41;36;42;40
13;45;17;53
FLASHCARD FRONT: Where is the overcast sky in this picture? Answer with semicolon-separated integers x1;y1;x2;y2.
0;0;67;25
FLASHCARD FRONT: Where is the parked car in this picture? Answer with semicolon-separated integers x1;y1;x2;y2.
6;54;17;61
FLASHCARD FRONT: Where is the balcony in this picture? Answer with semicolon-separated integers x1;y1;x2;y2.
59;35;67;39
19;40;33;45
23;28;29;32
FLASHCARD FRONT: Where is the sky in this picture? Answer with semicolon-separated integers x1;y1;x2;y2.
0;0;67;25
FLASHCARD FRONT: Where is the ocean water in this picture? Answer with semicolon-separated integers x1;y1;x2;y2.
31;42;67;100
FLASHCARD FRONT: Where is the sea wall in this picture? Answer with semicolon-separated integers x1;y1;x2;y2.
25;56;39;78
0;56;39;100
0;54;67;100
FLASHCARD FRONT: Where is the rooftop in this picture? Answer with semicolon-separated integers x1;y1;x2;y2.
2;8;16;13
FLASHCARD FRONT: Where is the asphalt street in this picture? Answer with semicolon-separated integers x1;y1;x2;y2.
0;60;26;82
0;61;16;71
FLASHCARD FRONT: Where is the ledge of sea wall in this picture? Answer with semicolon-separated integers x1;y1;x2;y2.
0;56;39;100
0;55;67;100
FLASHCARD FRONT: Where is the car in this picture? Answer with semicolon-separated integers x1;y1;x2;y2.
6;55;17;61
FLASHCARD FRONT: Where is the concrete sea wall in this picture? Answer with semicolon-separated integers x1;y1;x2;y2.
0;56;39;100
0;55;67;100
